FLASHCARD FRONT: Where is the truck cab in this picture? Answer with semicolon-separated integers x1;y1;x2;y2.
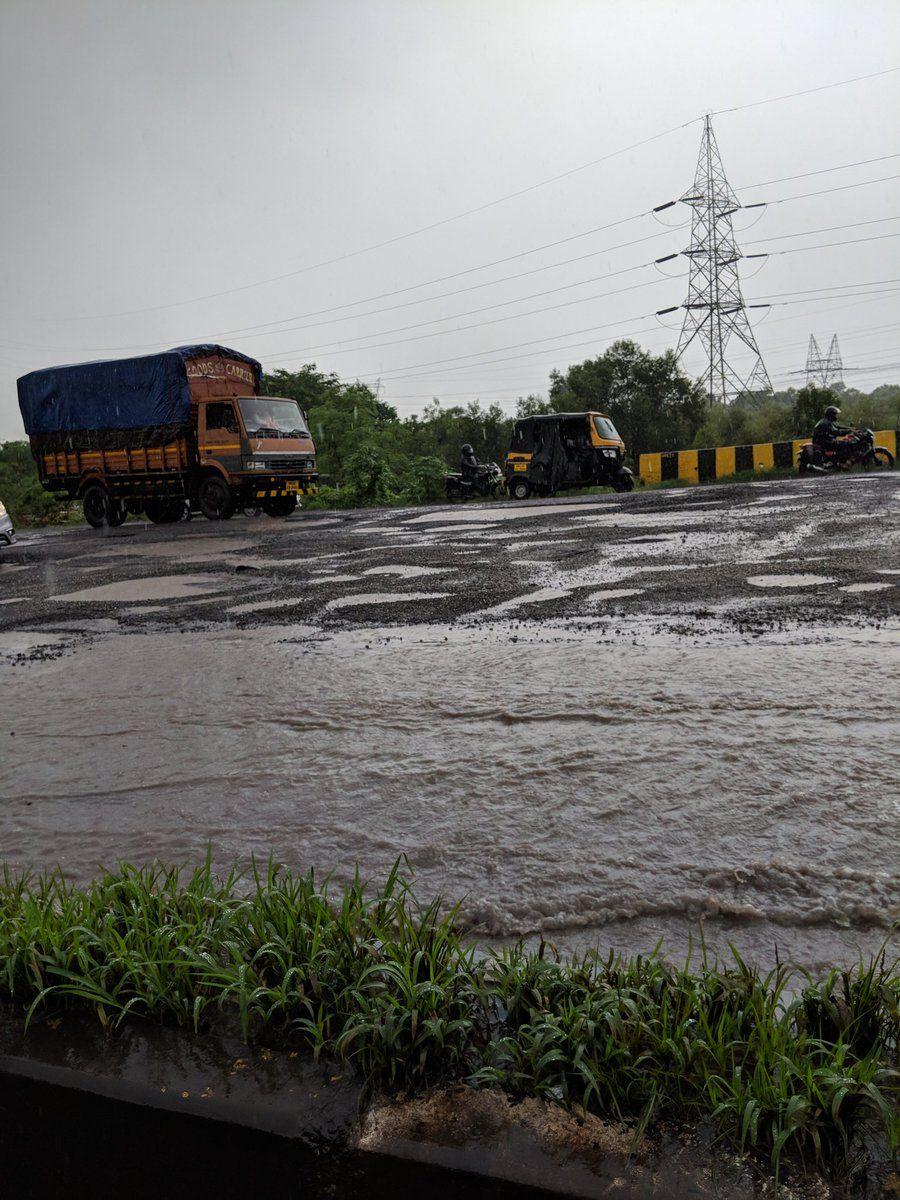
196;395;317;518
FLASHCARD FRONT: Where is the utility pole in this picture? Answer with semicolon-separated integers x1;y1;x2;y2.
676;115;771;404
804;333;843;388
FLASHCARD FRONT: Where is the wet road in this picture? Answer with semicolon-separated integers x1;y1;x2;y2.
1;475;898;971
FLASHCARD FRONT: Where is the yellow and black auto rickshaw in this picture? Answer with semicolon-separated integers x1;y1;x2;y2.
504;412;633;500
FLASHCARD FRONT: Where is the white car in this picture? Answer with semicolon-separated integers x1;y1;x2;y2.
0;499;15;556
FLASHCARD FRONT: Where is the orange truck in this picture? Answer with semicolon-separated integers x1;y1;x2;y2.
17;344;317;526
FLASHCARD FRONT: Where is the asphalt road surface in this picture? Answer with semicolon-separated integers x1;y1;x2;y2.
1;474;897;972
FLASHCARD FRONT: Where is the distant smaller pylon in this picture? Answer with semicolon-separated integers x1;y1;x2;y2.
805;333;843;388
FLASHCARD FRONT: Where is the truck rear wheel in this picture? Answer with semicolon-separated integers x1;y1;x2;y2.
82;483;113;529
198;476;235;521
261;495;297;517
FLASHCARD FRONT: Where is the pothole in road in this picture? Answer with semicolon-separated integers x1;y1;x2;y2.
305;574;361;584
0;631;69;655
227;596;305;615
325;591;449;610
476;587;571;616
50;574;234;602
407;503;613;525
361;565;454;579
839;582;894;593
746;574;836;589
87;536;257;562
585;588;646;602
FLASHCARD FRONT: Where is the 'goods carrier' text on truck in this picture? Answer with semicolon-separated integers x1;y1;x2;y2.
17;345;317;526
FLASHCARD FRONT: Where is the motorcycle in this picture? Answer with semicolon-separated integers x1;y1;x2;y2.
445;461;506;501
797;428;895;474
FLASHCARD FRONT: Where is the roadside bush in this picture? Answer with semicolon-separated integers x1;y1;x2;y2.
0;440;73;526
394;454;447;505
342;443;397;505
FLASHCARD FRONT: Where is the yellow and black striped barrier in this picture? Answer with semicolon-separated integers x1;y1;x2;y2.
639;430;898;486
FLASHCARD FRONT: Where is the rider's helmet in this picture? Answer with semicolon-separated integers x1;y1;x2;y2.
824;405;840;420
461;443;473;454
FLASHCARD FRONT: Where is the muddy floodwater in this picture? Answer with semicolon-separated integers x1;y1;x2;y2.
1;475;898;971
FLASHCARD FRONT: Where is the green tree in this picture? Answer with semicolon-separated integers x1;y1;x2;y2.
262;366;391;479
547;340;707;460
791;384;834;437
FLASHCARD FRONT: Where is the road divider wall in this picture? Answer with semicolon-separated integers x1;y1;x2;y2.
638;429;898;485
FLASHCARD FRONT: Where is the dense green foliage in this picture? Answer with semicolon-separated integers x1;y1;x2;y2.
262;364;512;506
3;353;897;523
0;441;72;527
693;383;900;452
1;860;896;1182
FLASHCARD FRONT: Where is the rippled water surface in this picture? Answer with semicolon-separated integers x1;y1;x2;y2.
3;619;897;972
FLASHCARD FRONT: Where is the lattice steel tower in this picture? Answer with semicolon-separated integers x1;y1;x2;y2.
805;333;843;387
676;115;771;404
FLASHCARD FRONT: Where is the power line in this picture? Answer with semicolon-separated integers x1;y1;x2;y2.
10;201;898;360
748;173;900;206
8;119;701;324
265;273;680;363
744;215;900;245
751;276;900;299
711;65;900;116
0;232;669;354
378;283;900;386
761;231;900;257
738;152;900;190
10;67;900;325
359;314;660;382
7;166;898;359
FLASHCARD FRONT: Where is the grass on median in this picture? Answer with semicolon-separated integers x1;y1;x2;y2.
0;858;896;1182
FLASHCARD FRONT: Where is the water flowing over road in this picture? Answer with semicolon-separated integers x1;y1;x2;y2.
2;474;898;971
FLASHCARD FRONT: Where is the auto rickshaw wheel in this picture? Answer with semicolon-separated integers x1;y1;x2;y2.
510;479;530;500
612;474;635;493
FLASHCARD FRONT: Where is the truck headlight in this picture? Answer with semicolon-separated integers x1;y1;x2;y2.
247;460;269;471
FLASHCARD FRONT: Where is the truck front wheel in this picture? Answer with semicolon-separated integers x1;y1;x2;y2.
144;498;185;524
198;476;236;521
262;495;297;517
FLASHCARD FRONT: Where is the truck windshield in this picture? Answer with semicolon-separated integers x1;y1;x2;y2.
593;415;621;441
239;397;310;438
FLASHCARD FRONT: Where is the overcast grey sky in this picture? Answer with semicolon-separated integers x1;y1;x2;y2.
1;0;898;438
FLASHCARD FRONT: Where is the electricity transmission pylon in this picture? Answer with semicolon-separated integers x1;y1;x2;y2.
676;115;771;404
805;333;843;387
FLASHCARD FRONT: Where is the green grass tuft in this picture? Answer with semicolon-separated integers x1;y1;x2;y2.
0;859;896;1181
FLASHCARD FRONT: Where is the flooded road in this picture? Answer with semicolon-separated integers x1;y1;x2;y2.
1;474;898;971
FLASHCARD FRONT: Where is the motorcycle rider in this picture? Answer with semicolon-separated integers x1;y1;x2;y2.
460;443;480;485
812;404;854;464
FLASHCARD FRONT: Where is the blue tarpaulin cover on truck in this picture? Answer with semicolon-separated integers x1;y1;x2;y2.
17;345;261;435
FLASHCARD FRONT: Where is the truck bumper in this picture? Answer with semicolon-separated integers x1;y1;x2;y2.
234;475;319;500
